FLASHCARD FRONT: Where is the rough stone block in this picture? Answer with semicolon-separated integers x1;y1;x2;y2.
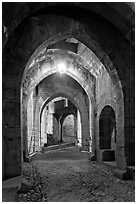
18;178;31;193
113;169;131;180
80;47;92;62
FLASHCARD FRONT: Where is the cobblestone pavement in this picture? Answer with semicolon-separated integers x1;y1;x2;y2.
18;147;135;202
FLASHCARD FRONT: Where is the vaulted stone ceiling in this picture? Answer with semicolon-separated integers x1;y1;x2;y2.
2;2;135;47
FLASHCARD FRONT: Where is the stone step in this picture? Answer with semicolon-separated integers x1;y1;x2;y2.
43;142;76;152
2;176;21;202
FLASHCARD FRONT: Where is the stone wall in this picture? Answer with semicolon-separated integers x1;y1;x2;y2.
95;70;125;169
96;70;117;150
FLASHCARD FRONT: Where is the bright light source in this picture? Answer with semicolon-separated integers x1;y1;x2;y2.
57;62;66;74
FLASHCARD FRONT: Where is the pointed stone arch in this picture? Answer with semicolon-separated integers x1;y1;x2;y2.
3;13;131;179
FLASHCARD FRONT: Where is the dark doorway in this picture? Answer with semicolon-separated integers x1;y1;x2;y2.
99;105;116;150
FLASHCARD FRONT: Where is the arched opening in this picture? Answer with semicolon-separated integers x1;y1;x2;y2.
2;3;134;181
62;114;76;144
25;70;91;155
99;105;116;161
38;94;84;152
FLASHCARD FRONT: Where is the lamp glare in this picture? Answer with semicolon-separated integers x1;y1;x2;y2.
57;62;66;74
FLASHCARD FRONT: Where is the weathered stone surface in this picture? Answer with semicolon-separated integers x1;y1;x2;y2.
3;187;18;202
113;169;131;180
18;178;31;193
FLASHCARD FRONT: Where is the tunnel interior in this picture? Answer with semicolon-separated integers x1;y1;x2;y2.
40;98;78;148
2;3;134;184
27;73;89;155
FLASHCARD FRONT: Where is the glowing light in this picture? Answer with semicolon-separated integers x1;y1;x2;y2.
57;62;66;74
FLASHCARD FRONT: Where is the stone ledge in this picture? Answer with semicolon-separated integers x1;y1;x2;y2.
18;178;31;193
2;175;21;202
2;187;18;202
42;142;75;152
97;149;115;161
3;175;21;189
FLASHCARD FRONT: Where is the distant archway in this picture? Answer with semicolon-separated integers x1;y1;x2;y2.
39;91;87;150
62;114;76;144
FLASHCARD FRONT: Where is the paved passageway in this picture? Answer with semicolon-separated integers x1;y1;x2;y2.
18;147;135;202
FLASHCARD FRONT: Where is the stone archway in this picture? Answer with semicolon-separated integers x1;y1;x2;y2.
21;38;124;169
22;48;95;156
21;40;124;167
38;85;89;152
3;11;133;179
62;114;76;144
